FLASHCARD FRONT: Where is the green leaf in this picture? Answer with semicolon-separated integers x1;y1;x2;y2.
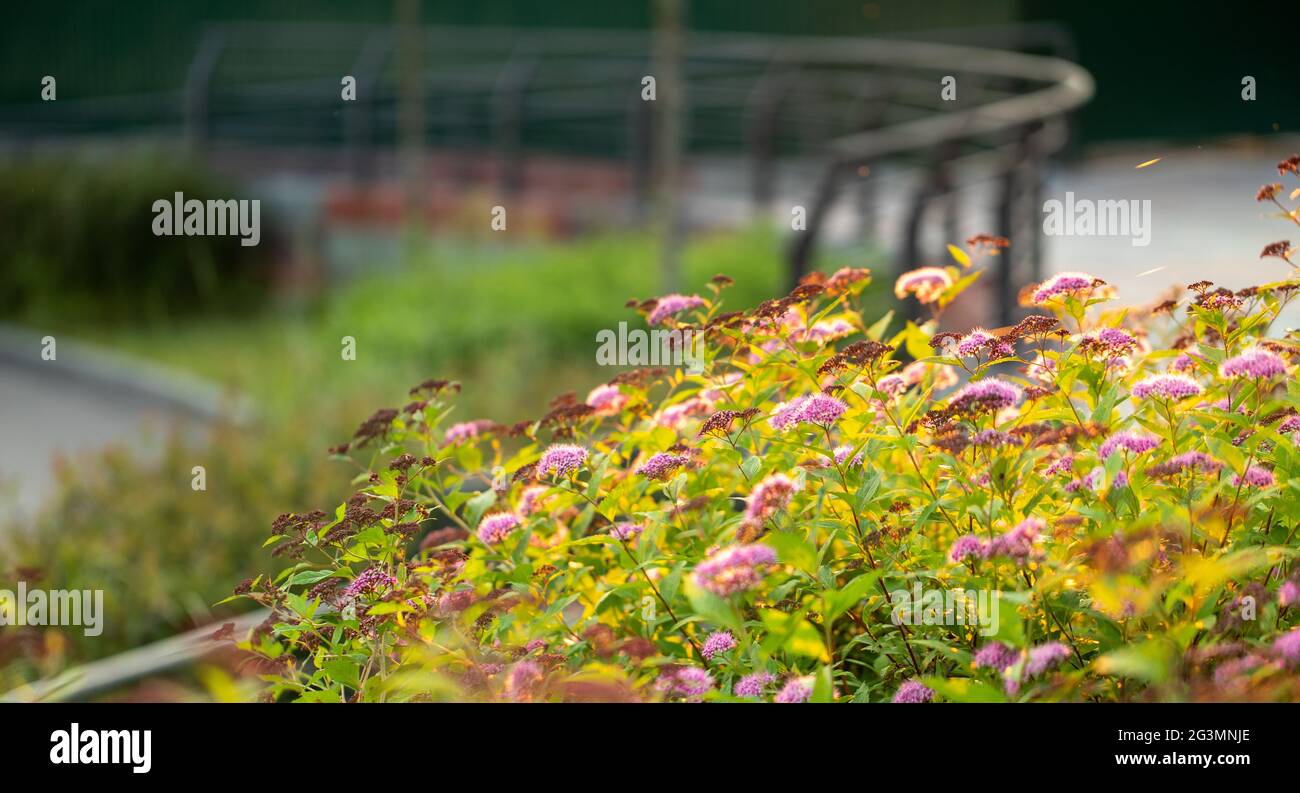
464;489;497;527
759;609;828;661
1095;639;1174;684
811;665;835;703
766;532;817;575
825;570;882;620
921;676;1006;703
685;579;744;633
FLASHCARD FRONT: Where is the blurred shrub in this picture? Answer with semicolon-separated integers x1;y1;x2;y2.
0;153;272;324
1;418;355;674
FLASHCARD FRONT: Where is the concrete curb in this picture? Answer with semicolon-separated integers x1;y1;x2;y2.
0;323;255;425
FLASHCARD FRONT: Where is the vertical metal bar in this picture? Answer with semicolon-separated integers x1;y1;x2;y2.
492;53;537;197
184;29;225;156
345;31;391;185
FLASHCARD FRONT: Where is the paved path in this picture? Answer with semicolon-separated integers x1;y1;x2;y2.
0;328;239;522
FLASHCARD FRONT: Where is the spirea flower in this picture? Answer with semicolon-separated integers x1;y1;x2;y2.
1220;347;1288;379
1233;465;1274;488
436;589;475;614
343;566;397;597
949;534;985;563
1278;580;1300;608
1170;348;1202;373
1098;430;1160;459
1044;455;1074;476
610;522;643;541
661;666;714;700
1273;628;1300;666
1094;327;1137;352
826;266;870;292
518;485;549;515
537;444;588;478
444;420;491;444
1278;416;1300;434
894;267;952;304
1032;271;1099;303
505;661;545;701
647;293;706;326
692;543;778;597
1146;450;1222;478
477;512;521;545
769;397;809;431
745;473;796;525
892;680;934;703
985;517;1043;561
636;451;689;480
771;394;847;429
833;445;863;466
1131;373;1202;401
701;631;736;661
974;641;1019;672
955;329;996;358
774;676;813;703
585;384;628;415
805;318;856;343
801;393;848;426
875;373;908;397
1026;642;1071;675
972;429;1016;448
733;672;776;698
949;378;1022;414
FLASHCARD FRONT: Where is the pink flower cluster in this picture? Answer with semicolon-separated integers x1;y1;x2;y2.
1031;271;1098;303
744;473;796;525
1098;431;1160;459
610;522;643;541
1220;347;1288;379
1131;373;1202;401
948;518;1043;563
692;543;778;597
774;676;813;703
585;384;628;415
537;444;588;478
770;393;848;430
701;630;736;661
636;451;690;480
894;267;952;304
948;378;1022;414
477;512;521;545
647;293;706;326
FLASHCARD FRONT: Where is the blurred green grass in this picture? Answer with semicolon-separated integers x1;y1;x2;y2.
95;225;885;420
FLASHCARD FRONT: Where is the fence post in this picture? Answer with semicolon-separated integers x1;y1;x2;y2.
183;29;225;156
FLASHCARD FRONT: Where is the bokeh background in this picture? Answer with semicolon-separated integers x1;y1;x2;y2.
0;0;1295;699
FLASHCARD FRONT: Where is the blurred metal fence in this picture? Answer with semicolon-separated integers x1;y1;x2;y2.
0;22;1092;320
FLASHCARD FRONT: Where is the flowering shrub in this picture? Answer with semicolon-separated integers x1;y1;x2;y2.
231;157;1300;702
